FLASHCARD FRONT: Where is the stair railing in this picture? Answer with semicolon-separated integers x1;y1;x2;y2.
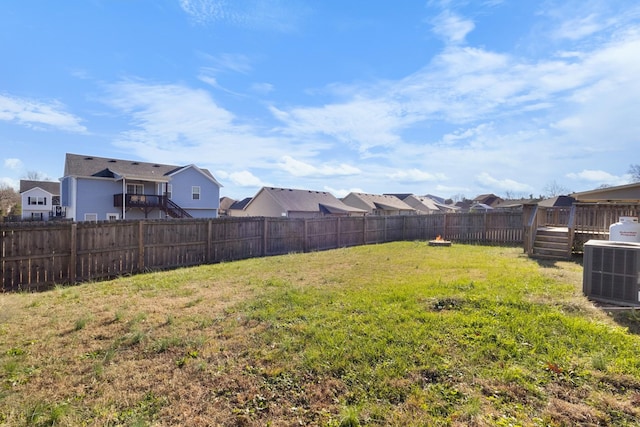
163;198;193;218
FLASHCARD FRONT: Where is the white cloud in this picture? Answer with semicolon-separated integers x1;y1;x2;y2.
565;169;626;185
278;155;361;177
104;80;329;177
387;169;447;182
475;172;532;193
4;158;23;171
271;98;406;154
217;170;268;187
251;82;274;94
430;11;475;45
179;0;306;32
0;94;86;133
553;13;606;40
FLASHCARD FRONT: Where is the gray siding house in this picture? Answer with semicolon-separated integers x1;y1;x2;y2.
61;153;222;221
232;187;366;218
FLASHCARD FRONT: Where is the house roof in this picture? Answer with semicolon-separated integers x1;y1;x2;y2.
473;193;503;206
230;197;252;210
19;180;60;195
345;192;414;211
538;195;575;207
63;153;220;185
219;197;237;210
571;182;640;202
252;187;366;214
493;198;540;209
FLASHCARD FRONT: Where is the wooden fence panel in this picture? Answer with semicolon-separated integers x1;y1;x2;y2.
337;217;365;247
1;222;71;291
210;217;264;262
484;212;522;244
364;217;386;244
144;220;207;270
385;216;406;242
307;218;339;251
266;218;305;255
76;221;140;282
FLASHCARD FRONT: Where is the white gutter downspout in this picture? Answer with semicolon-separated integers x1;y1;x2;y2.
122;179;126;220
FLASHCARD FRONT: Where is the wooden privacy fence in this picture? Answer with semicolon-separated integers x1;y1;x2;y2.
1;212;523;292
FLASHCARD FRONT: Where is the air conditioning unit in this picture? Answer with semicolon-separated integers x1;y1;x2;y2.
583;240;640;306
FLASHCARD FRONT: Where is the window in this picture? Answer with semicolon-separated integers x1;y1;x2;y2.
30;212;43;220
28;196;47;205
84;213;98;222
126;183;144;195
192;186;200;200
165;184;172;199
107;213;120;221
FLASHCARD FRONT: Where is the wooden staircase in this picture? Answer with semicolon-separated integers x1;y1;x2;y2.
531;227;571;260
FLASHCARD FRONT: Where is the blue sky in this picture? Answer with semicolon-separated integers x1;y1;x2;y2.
1;0;639;200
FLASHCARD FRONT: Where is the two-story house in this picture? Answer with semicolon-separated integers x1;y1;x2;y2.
20;180;65;221
61;153;222;221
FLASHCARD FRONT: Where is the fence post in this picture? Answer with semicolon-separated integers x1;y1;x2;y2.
337;217;341;248
304;219;308;252
138;221;145;273
70;223;77;283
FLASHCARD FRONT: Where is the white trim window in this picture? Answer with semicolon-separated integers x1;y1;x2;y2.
28;196;47;205
107;213;120;221
84;213;98;222
166;184;172;199
126;183;144;195
192;186;200;200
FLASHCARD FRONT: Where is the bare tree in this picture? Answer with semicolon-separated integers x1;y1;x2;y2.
542;180;570;198
0;184;20;218
24;171;48;181
628;164;640;183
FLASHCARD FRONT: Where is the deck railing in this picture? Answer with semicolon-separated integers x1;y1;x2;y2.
525;202;640;255
113;194;192;218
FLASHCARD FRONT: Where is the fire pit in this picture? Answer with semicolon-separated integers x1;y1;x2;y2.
428;235;452;247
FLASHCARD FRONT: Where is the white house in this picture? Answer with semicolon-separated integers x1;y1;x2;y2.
20;180;65;221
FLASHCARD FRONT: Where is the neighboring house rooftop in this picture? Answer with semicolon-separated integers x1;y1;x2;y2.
251;187;366;215
20;180;60;195
473;193;503;207
63;153;221;186
493;198;540;210
343;192;415;212
571;182;640;202
538;195;575;207
230;197;252;210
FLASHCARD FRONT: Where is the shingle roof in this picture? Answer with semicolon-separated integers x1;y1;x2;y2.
345;193;414;211
63;153;219;184
259;187;366;213
19;180;60;195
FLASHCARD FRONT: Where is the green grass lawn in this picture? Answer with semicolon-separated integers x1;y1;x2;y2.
1;242;639;426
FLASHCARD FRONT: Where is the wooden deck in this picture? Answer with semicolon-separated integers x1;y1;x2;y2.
524;203;640;259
